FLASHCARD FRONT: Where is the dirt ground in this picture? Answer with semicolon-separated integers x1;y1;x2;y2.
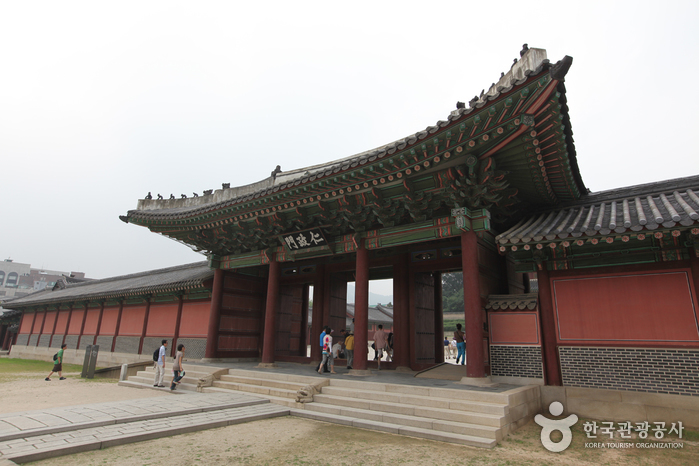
0;372;168;414
1;366;697;465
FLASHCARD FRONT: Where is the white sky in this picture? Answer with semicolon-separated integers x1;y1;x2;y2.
2;1;698;297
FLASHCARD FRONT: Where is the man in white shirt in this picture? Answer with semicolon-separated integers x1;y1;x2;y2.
153;340;167;387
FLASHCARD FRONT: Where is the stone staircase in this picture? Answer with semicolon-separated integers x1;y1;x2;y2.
294;379;539;448
205;369;324;408
122;366;540;448
121;365;225;393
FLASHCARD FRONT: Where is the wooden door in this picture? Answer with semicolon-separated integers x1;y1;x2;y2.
414;272;436;364
275;284;305;356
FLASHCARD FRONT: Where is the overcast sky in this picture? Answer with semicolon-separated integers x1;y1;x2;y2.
2;1;698;296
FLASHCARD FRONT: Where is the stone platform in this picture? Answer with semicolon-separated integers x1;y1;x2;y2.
0;392;288;464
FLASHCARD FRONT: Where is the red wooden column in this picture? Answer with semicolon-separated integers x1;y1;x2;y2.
137;298;151;355
62;305;73;346
354;240;370;371
461;230;485;378
78;303;89;349
536;264;562;386
392;253;410;368
36;309;47;347
93;301;105;346
172;295;184;357
27;311;38;346
205;268;225;359
434;273;444;364
260;255;281;365
111;299;124;352
310;264;326;362
49;306;59;347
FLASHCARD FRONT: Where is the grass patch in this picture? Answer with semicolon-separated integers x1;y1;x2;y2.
0;358;83;374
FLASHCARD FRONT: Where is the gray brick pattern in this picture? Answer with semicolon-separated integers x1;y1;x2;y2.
64;335;79;350
175;338;206;359
141;337;169;356
27;334;38;346
114;336;140;354
559;346;699;396
490;345;543;378
15;334;29;346
50;335;64;348
95;336;114;350
38;335;51;347
78;335;95;349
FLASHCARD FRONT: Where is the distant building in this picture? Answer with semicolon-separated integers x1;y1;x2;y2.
0;259;86;300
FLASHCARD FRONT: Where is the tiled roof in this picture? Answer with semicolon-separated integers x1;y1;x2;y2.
496;175;699;246
124;48;567;223
3;262;214;309
486;293;538;310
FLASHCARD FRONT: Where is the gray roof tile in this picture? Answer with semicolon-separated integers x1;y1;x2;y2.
496;176;699;245
4;262;213;309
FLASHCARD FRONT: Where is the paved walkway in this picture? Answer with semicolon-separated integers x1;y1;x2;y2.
0;392;289;464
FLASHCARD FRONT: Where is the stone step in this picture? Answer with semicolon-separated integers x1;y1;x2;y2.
138;368;213;380
290;410;497;449
118;379;198;393
312;393;504;429
219;374;307;392
225;368;319;385
132;373;203;386
0;404;290;463
304;401;500;439
201;386;302;409
212;380;299;400
0;392;271;443
327;378;510;404
319;385;508;416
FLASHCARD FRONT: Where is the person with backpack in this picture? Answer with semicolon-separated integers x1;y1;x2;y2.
45;343;67;381
318;328;336;374
170;344;185;391
153;340;167;387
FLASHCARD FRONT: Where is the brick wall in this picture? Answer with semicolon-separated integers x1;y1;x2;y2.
15;334;29;346
559;346;699;396
50;335;64;348
175;338;207;360
490;345;543;379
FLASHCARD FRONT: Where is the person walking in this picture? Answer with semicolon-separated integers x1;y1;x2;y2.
170;344;185;390
319;328;336;374
45;343;67;381
373;324;388;370
154;339;168;387
344;330;355;369
317;326;329;373
444;336;452;360
454;324;466;365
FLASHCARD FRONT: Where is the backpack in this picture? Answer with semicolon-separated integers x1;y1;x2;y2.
53;353;58;361
153;348;159;362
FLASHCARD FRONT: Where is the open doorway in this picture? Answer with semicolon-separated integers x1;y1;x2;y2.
441;272;464;365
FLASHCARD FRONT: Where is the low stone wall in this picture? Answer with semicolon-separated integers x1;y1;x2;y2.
541;385;699;429
9;345;153;367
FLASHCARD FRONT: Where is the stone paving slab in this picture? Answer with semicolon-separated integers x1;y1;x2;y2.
0;404;289;463
0;392;268;443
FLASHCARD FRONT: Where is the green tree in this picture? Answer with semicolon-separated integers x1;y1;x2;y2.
442;272;464;314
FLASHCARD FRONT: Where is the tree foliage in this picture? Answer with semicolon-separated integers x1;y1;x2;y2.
442;272;464;314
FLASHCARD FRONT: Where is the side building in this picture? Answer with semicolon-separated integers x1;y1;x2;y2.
5;262;215;365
